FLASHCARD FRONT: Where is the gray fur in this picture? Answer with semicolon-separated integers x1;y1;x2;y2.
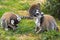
0;12;21;31
29;3;58;33
34;14;59;33
1;18;8;31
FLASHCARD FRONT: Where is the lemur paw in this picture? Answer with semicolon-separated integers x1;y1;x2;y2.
5;28;8;31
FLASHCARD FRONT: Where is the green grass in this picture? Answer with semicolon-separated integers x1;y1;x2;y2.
0;0;60;40
0;18;60;40
0;0;30;10
0;19;60;40
0;8;11;17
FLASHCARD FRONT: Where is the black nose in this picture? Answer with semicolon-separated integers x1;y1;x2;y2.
34;15;37;17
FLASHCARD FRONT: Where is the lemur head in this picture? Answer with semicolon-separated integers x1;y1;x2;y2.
10;14;21;26
29;3;41;17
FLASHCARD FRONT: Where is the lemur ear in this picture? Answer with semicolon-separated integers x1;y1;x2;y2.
41;12;44;16
37;3;40;7
37;3;41;12
29;3;41;17
41;12;44;15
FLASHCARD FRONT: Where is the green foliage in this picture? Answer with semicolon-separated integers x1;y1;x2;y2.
0;19;60;40
0;0;30;11
41;0;60;18
15;19;35;34
41;31;60;40
0;8;11;18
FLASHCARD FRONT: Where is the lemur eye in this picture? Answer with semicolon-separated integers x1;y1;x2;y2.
36;13;39;15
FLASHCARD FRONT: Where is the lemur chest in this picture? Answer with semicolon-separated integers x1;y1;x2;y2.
35;18;40;27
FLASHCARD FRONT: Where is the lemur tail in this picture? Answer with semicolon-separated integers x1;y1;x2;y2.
20;16;33;19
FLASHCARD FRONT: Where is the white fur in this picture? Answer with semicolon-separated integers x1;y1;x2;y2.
38;15;42;18
5;28;8;31
36;10;39;13
51;22;55;30
35;12;44;27
1;18;5;27
16;15;21;21
41;12;44;14
11;20;14;25
35;18;40;27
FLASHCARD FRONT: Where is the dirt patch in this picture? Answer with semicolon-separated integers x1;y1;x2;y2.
17;33;41;40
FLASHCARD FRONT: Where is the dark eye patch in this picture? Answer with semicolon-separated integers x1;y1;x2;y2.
36;13;39;15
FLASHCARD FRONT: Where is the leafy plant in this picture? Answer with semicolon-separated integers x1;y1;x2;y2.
41;0;60;19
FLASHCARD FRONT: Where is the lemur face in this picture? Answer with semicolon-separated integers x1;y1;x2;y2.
10;15;21;26
34;9;44;19
34;9;41;17
29;3;41;17
1;12;22;31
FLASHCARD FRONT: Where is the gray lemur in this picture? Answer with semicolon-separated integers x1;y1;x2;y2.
35;12;59;33
29;3;59;33
0;12;33;31
1;12;21;31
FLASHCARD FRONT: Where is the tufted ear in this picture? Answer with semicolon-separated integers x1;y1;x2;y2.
41;12;44;16
37;3;41;13
37;3;40;8
29;3;41;17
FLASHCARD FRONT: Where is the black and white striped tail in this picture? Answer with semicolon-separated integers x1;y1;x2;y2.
20;16;33;19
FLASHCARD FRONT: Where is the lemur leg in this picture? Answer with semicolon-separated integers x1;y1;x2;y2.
35;20;42;33
35;26;37;32
36;26;42;34
52;21;59;31
46;24;51;31
35;26;39;32
2;19;8;31
46;22;57;31
8;24;17;30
